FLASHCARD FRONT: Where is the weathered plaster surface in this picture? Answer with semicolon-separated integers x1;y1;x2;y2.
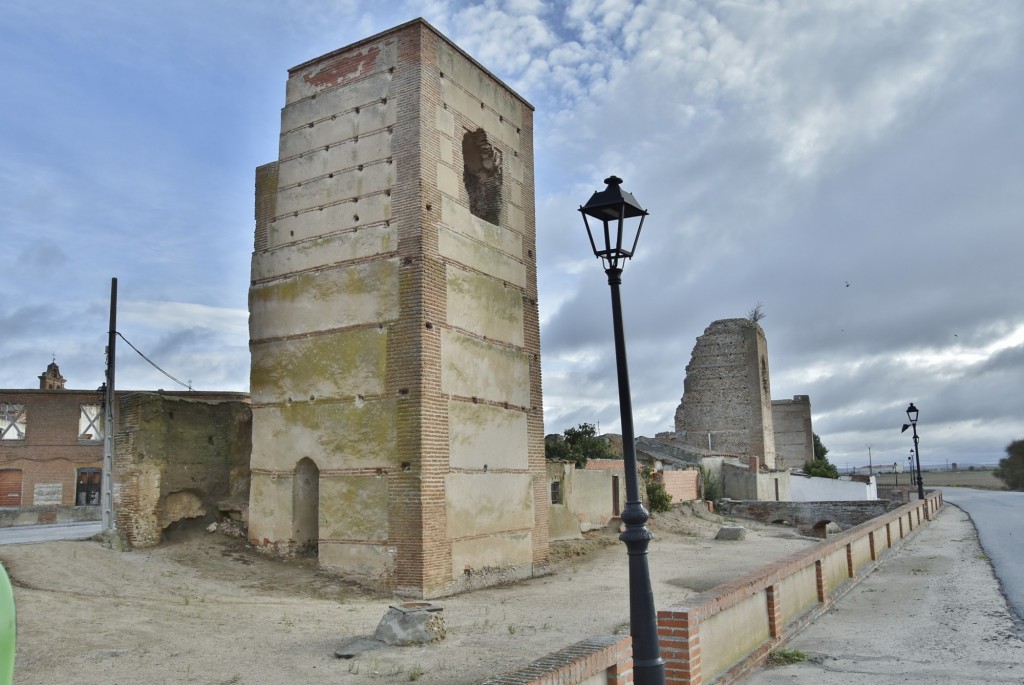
250;327;388;404
440;330;530;406
250;400;397;472
451;532;532;577
249;260;399;340
446;267;524;345
779;564;818;624
253;223;396;279
445;472;534;538
319;541;395;578
448;402;527;470
248;474;293;541
319;475;389;541
438;225;526;288
700;590;771;677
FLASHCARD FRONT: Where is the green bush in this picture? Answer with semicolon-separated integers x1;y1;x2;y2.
642;467;673;512
699;465;721;502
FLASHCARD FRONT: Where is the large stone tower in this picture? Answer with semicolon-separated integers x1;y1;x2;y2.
675;318;777;467
247;19;547;598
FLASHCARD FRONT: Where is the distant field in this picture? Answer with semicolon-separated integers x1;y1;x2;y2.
875;468;1006;490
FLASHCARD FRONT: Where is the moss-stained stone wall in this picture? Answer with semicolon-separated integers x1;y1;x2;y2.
248;20;547;596
113;393;252;548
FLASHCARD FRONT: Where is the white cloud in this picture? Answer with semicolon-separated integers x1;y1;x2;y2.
2;0;1023;467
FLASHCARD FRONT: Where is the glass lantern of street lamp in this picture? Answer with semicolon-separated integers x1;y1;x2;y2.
906;403;919;424
579;176;648;272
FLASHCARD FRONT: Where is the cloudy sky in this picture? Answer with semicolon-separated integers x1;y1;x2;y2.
2;1;1022;471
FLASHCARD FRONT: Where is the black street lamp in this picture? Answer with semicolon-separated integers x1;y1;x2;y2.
580;176;665;685
901;403;925;500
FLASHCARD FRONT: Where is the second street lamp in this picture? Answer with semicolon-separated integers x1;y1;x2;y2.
579;176;665;685
901;403;925;500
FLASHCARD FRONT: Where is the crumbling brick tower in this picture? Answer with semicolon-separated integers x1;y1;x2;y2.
247;19;548;597
675;318;777;467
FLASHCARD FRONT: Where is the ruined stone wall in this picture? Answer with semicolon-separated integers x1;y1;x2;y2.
771;395;813;468
546;462;625;541
114;393;251;547
248;20;546;597
675;319;776;467
716;499;897;536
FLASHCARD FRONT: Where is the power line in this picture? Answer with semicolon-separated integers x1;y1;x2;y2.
116;332;193;391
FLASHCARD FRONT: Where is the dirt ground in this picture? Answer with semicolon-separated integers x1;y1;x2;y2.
2;506;818;685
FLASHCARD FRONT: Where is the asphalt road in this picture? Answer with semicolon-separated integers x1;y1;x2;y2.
940;486;1024;623
0;521;101;546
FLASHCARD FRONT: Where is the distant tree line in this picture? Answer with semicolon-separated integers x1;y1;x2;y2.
995;439;1024;491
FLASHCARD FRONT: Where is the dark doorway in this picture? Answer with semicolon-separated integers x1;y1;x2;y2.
76;468;101;505
612;475;620;516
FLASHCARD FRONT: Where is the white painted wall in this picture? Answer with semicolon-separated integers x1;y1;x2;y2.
791;475;877;501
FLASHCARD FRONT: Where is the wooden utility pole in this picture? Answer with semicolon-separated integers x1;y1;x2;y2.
103;278;117;531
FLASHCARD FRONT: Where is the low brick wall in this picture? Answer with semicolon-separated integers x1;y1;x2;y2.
658;470;699;503
480;636;633;685
658;491;944;684
479;491;942;683
486;492;944;685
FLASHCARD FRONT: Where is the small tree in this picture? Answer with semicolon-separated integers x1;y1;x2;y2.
804;432;839;479
544;422;614;467
994;439;1024;491
747;302;766;323
813;433;829;461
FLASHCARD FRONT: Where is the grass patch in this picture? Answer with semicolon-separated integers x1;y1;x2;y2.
767;649;808;666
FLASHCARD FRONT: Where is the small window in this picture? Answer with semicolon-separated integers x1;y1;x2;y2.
550;480;562;505
0;403;26;440
76;468;102;506
79;404;104;442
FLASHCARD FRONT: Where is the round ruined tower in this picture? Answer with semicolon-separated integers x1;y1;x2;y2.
675;318;776;468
